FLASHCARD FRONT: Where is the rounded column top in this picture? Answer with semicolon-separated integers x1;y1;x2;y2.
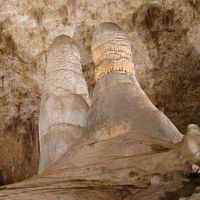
45;35;89;98
91;22;135;80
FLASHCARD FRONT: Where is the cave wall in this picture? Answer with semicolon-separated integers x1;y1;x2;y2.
0;0;199;184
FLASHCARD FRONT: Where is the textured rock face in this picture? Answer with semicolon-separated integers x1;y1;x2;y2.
0;0;199;184
91;22;135;80
87;22;182;143
39;35;89;173
0;124;200;200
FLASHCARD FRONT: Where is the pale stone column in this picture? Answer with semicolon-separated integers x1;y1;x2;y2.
39;35;90;173
87;22;183;143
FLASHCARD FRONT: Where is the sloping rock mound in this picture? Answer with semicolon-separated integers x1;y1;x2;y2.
0;127;200;200
0;0;199;185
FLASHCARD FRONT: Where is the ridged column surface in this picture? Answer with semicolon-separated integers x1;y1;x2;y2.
39;35;89;173
87;22;183;143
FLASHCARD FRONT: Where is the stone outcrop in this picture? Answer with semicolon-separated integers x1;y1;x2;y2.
39;35;89;173
0;24;199;200
0;0;199;186
0;123;200;199
87;23;182;143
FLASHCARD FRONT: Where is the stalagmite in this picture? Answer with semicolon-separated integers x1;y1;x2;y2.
38;35;90;173
0;24;200;200
87;22;183;143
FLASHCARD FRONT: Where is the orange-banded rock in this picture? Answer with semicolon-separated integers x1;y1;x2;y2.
91;22;135;81
39;35;90;173
87;22;183;143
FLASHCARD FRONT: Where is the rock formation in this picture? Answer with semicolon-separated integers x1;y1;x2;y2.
0;0;199;185
0;23;199;200
39;35;89;173
87;22;182;143
0;124;200;199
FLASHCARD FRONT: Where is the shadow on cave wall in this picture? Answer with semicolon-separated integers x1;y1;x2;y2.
132;2;200;133
0;21;40;185
73;24;95;95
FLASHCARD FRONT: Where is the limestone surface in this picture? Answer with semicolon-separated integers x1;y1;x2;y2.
87;22;182;143
0;0;199;184
39;35;89;173
0;124;200;200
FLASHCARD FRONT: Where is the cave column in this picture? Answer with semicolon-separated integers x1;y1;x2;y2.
39;35;90;173
87;22;183;143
